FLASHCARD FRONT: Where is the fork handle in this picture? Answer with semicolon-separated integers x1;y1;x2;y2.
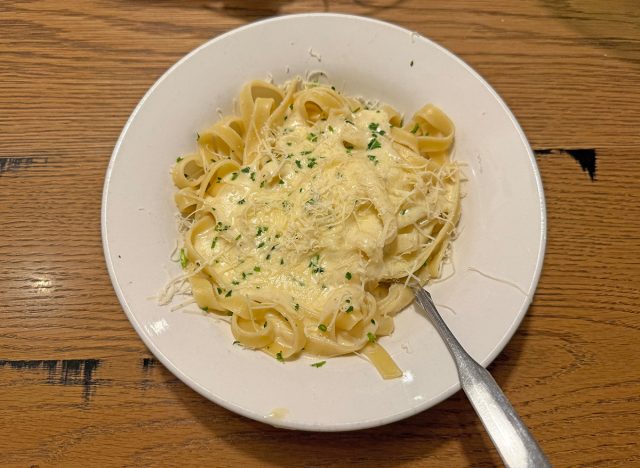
414;288;551;468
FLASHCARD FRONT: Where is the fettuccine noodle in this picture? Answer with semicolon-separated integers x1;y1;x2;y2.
171;78;460;379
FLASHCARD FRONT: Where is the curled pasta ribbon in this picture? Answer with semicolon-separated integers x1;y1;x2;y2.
198;116;245;164
200;159;241;198
381;104;403;128
415;172;461;281
238;80;284;129
293;87;347;123
172;154;206;189
407;104;455;154
244;97;276;164
232;304;306;358
174;187;200;217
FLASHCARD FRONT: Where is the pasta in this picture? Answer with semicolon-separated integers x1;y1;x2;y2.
171;78;460;379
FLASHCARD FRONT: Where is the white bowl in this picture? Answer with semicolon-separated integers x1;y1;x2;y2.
102;13;545;431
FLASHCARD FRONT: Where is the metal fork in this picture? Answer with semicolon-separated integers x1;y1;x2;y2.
413;287;551;467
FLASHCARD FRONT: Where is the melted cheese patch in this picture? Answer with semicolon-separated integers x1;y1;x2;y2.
195;110;421;312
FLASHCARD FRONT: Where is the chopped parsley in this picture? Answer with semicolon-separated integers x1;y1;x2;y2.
410;123;420;134
216;287;222;294
328;125;334;132
225;290;232;297
307;158;317;168
318;324;327;332
308;254;324;274
367;137;381;151
401;209;407;215
367;332;377;343
257;241;265;248
235;234;241;240
278;179;285;185
179;248;188;269
250;171;256;181
345;272;352;280
294;303;300;310
410;60;414;67
256;226;268;236
295;160;302;169
368;154;379;165
346;305;354;313
200;306;208;312
231;172;238;180
231;280;239;285
253;266;261;272
232;340;241;346
211;237;218;249
311;361;327;368
237;198;245;205
240;166;250;173
215;222;229;231
276;351;284;363
307;133;318;142
176;156;183;162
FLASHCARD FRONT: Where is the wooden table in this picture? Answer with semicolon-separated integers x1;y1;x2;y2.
2;1;639;466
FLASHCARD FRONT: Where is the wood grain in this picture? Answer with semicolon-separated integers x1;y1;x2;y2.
1;0;639;466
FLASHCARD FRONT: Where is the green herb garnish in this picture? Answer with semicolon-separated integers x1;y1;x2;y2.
318;324;327;332
367;137;381;151
179;248;188;268
345;272;352;280
311;361;326;368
